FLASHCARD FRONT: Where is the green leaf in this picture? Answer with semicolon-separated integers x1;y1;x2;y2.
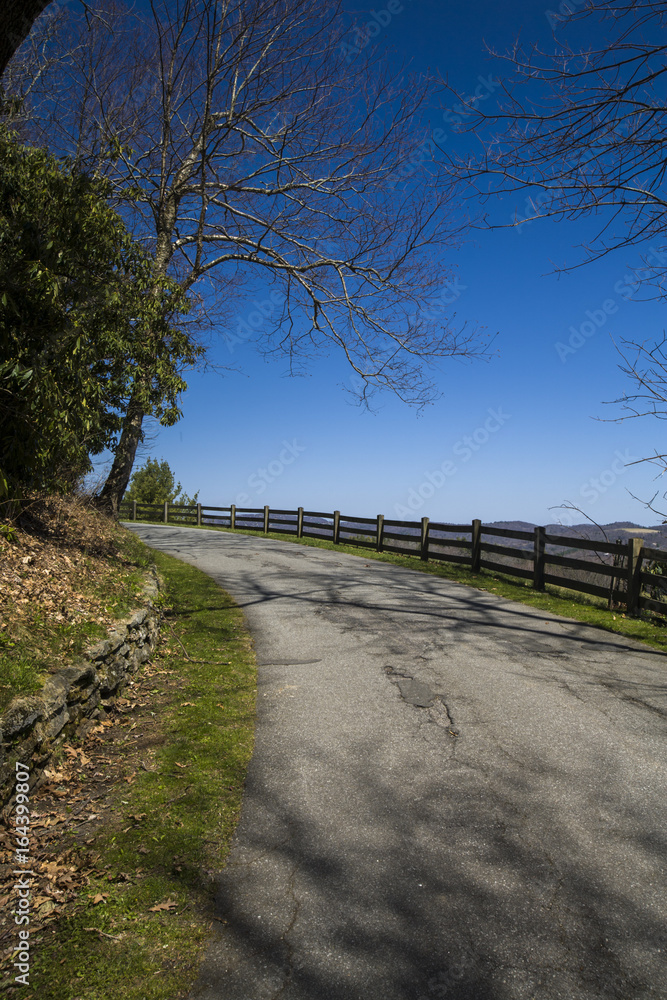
0;123;193;495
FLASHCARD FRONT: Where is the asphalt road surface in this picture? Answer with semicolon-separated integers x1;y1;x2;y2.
126;523;666;1000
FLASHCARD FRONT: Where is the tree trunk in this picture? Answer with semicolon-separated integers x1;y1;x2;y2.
95;392;145;517
0;0;52;79
97;240;173;517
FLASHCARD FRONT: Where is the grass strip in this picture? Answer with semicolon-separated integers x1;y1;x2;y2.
125;520;667;654
24;546;256;1000
0;508;156;711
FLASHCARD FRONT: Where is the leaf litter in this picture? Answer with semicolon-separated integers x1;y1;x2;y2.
0;649;182;976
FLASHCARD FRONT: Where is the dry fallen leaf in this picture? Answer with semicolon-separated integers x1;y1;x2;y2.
149;899;177;912
90;721;114;733
92;893;107;905
43;769;66;782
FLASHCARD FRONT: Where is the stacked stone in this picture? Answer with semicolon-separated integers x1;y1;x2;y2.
0;570;160;807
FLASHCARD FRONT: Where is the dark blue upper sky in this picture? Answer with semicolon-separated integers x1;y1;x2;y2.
122;0;664;527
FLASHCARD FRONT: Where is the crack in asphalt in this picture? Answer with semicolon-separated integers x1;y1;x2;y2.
616;690;667;718
128;525;667;1000
383;665;460;739
270;862;301;1000
258;659;323;666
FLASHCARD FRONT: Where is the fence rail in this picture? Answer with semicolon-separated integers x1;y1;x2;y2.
119;501;666;617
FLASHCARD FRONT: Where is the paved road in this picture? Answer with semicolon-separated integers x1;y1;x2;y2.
127;524;666;1000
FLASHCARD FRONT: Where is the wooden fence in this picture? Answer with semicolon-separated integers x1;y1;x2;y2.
119;501;667;618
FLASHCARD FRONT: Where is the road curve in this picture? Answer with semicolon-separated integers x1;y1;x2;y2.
126;523;667;1000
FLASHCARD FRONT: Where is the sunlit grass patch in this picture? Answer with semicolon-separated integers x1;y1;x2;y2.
0;500;157;708
0;654;45;710
24;547;256;1000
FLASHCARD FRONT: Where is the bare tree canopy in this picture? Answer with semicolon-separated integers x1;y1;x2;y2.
441;0;667;517
442;0;667;286
602;335;667;519
7;0;487;512
0;0;52;80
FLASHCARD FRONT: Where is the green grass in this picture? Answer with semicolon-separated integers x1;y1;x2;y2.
72;526;154;622
0;619;111;711
26;546;257;1000
0;654;44;709
0;522;153;710
23;519;662;994
124;518;667;654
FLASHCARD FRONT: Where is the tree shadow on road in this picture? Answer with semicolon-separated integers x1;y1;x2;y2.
131;526;666;1000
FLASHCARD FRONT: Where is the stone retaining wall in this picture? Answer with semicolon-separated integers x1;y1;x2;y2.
0;569;161;807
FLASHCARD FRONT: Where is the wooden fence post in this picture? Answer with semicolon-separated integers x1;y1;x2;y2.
608;546;624;610
534;526;546;591
297;507;304;538
264;505;270;534
377;514;384;552
421;517;430;561
333;511;340;545
471;519;481;573
626;537;643;615
230;504;236;530
197;503;202;527
132;501;137;521
163;501;169;524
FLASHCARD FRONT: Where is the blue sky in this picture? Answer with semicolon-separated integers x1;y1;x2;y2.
114;0;664;527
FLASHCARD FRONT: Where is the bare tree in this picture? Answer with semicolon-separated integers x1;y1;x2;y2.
0;0;52;81
0;1;107;86
600;335;667;518
7;0;487;514
439;0;667;516
441;0;667;281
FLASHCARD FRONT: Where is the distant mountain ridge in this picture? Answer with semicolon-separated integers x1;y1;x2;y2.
487;520;666;550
